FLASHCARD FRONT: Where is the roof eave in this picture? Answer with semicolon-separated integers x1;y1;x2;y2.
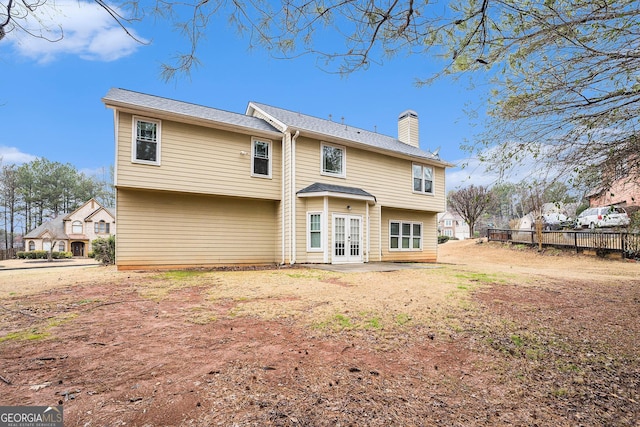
292;128;452;168
103;99;283;139
297;191;376;205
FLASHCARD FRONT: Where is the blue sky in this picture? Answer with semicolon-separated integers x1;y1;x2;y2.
1;0;495;191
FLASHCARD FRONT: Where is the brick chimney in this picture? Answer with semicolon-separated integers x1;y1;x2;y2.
398;110;419;148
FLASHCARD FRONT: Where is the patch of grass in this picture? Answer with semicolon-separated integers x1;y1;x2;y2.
313;313;356;331
511;334;524;347
454;272;500;284
188;306;218;325
0;313;79;343
157;270;207;280
366;316;383;329
0;329;49;342
395;313;411;326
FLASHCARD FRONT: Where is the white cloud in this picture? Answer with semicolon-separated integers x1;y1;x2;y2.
6;0;147;63
0;146;37;164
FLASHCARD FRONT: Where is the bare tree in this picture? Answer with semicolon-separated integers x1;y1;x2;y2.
447;185;494;239
4;0;638;184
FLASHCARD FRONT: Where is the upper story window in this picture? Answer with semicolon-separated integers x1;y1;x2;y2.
133;117;161;165
252;138;272;178
444;219;452;227
413;164;434;194
95;220;110;234
72;221;83;234
321;143;346;178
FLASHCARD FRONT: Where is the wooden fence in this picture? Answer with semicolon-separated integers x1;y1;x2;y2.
487;229;640;258
0;249;18;261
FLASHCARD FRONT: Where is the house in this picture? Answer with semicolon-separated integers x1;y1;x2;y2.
24;199;115;257
587;159;640;211
438;211;470;239
102;88;451;270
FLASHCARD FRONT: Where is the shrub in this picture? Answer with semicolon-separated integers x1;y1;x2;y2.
17;251;26;259
438;235;450;244
52;251;73;259
92;235;115;265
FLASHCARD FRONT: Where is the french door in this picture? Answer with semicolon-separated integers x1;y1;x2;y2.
333;215;363;263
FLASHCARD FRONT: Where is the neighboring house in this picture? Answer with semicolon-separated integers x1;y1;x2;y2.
438;211;470;239
24;199;115;257
587;168;640;210
102;88;451;270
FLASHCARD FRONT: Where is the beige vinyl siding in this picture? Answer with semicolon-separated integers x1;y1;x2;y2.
116;113;282;200
294;137;445;212
116;189;278;269
298;198;325;263
368;204;382;261
381;207;438;262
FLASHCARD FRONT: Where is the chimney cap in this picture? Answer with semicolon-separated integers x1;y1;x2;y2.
398;110;418;120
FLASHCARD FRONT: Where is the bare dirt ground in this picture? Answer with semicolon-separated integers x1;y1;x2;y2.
1;240;638;426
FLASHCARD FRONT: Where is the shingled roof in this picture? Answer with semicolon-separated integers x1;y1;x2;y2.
247;102;444;163
102;88;281;136
297;183;376;202
24;216;67;239
103;88;448;165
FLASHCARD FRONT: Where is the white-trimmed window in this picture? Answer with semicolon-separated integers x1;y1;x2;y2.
58;242;66;252
307;212;323;251
444;229;453;237
390;221;422;251
444;219;452;227
95;220;110;234
321;143;346;177
252;138;272;178
43;241;51;252
28;241;35;251
133;117;161;165
72;221;83;234
412;164;434;194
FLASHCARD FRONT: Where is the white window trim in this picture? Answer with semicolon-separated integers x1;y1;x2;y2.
320;142;346;178
444;219;452;227
132;116;161;166
307;212;324;252
389;220;423;251
412;163;434;195
251;137;272;178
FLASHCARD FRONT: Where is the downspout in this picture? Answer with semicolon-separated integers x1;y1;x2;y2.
290;130;300;265
280;134;286;265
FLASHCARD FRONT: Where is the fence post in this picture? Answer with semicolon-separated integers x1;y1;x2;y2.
574;232;578;253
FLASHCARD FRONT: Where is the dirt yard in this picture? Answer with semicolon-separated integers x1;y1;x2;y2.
1;240;638;426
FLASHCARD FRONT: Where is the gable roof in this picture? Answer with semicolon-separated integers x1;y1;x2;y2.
63;198;108;221
247;102;449;165
85;206;115;222
102;88;281;137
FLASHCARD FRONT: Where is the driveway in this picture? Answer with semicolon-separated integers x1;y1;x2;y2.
0;257;101;271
